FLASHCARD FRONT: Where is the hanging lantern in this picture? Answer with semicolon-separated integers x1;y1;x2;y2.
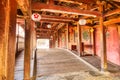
31;13;41;22
78;19;86;25
47;24;51;28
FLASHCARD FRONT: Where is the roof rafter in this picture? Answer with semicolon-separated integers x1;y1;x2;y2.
104;8;120;17
32;2;101;17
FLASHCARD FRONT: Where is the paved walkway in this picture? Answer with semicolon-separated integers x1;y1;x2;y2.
36;49;92;77
15;51;24;80
14;48;120;80
36;49;120;80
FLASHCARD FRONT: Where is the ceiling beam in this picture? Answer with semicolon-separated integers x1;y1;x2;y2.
104;8;120;17
104;17;120;26
36;28;55;31
37;37;50;39
32;2;101;17
36;33;50;36
113;0;120;2
40;19;71;23
41;15;78;21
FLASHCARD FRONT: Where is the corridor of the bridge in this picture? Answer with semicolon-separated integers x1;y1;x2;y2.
15;48;120;80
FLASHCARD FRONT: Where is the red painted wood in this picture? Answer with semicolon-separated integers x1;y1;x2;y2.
95;25;120;65
106;26;120;65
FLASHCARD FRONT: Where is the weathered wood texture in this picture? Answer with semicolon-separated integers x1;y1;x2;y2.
32;2;101;17
0;0;17;79
77;23;82;56
24;19;32;80
99;2;107;71
7;0;17;79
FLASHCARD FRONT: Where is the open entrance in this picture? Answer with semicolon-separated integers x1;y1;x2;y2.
37;39;49;49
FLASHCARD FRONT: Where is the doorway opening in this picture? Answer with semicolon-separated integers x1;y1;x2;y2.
37;39;49;49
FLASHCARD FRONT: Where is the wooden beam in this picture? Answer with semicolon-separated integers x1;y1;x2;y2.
113;0;120;2
32;2;101;17
36;28;55;31
37;37;50;39
41;15;77;21
36;33;50;36
104;17;120;26
104;8;120;17
57;23;66;31
40;19;71;23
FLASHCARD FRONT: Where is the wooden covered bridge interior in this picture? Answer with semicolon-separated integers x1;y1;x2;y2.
0;0;120;80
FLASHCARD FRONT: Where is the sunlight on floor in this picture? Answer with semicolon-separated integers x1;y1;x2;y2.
37;39;49;49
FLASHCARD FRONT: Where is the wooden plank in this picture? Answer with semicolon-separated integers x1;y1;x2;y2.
32;2;101;17
104;9;120;17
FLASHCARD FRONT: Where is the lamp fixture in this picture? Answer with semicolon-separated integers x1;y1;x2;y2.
47;24;51;28
78;19;86;25
31;13;41;22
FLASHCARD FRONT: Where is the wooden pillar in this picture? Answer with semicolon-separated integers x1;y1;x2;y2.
66;24;69;49
93;28;96;55
57;31;59;47
24;19;32;80
0;0;17;79
98;1;107;71
77;23;82;56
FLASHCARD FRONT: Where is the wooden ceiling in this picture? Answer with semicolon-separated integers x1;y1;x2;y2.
16;0;120;39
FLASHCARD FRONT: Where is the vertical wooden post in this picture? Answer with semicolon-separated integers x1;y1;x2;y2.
57;31;59;47
24;0;32;79
66;24;69;49
52;35;55;48
98;1;107;71
93;28;96;55
7;1;17;79
77;23;82;56
24;19;31;80
0;0;17;79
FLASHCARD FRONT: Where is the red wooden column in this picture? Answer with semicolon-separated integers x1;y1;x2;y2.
77;23;82;56
98;1;107;71
0;0;17;79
